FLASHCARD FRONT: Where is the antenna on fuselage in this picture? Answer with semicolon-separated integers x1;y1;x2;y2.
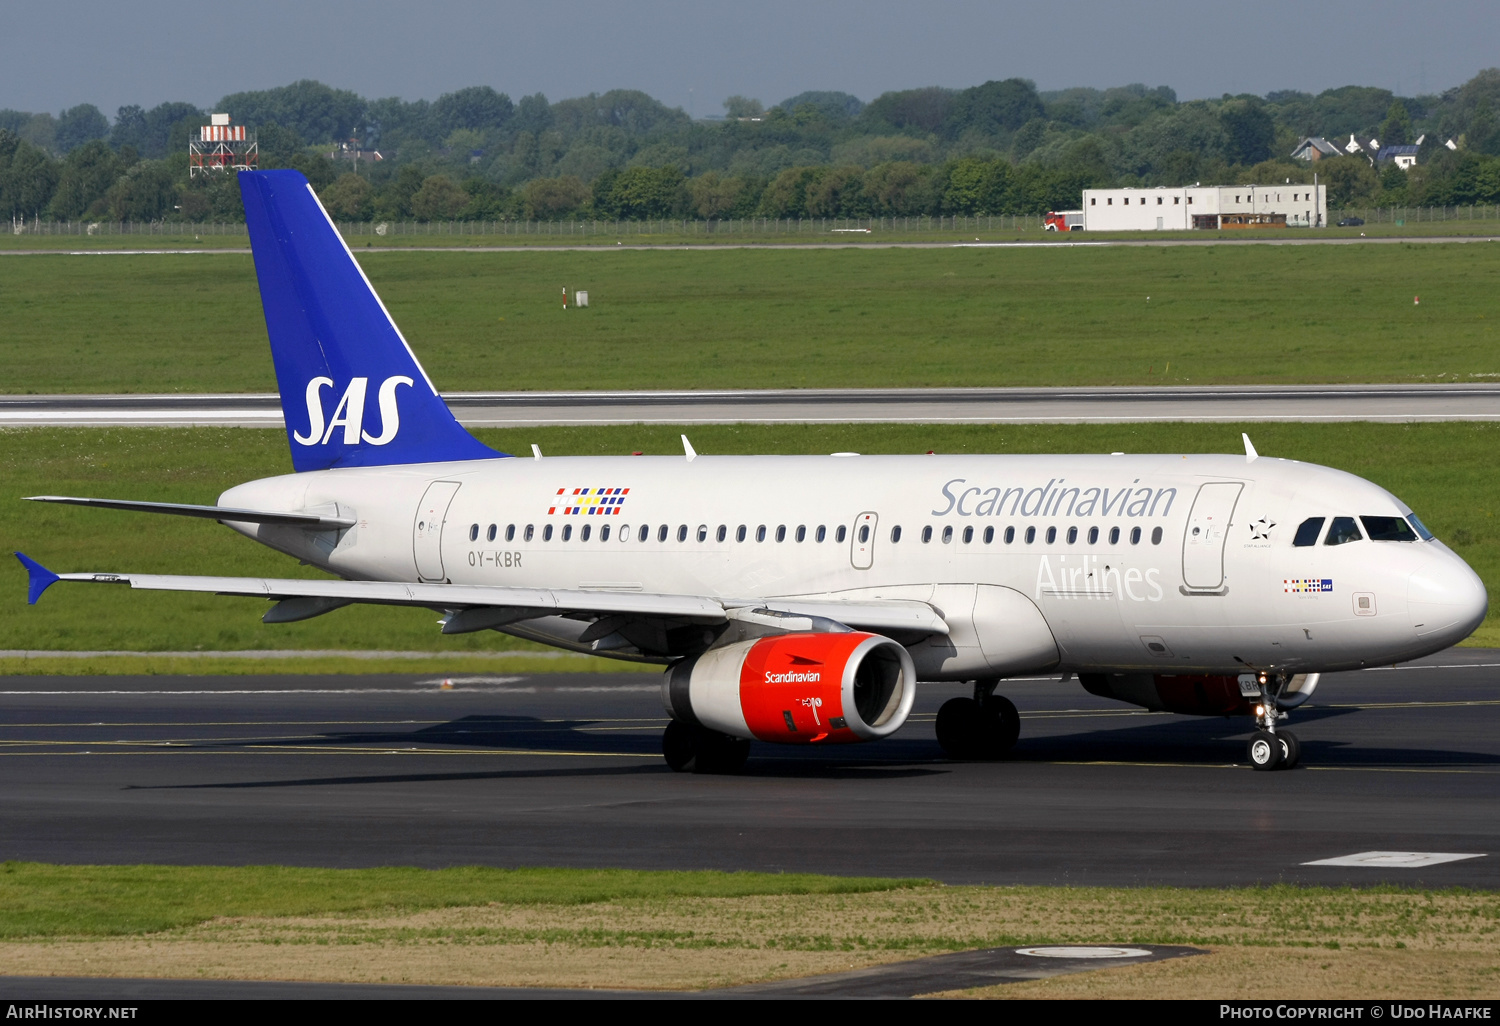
531;444;543;460
681;435;698;463
1242;433;1259;462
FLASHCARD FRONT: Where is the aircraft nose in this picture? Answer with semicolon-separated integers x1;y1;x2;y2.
1408;552;1488;646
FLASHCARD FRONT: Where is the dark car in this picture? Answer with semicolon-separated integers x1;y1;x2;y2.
1337;217;1365;226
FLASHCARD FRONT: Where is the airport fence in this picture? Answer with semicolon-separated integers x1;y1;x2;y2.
1329;204;1500;225
9;206;1500;239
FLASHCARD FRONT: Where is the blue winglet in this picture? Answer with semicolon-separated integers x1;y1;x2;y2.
14;552;60;605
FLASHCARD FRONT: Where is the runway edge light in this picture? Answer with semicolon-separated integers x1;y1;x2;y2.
14;552;60;605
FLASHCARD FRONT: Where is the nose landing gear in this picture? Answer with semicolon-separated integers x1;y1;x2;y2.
1247;673;1301;771
936;679;1020;760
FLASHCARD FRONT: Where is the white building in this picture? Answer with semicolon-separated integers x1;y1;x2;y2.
1081;184;1328;230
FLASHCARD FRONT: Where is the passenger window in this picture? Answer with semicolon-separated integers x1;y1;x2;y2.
891;526;902;543
756;525;767;542
677;525;688;542
1292;517;1325;547
983;526;993;544
601;525;611;542
1130;527;1141;545
922;526;933;543
737;525;747;542
1109;526;1120;544
1045;526;1057;544
836;526;847;543
505;524;515;542
580;524;590;542
1324;517;1362;545
858;525;869;543
1088;526;1098;544
815;525;826;543
717;525;727;542
1066;526;1077;544
776;525;787;542
1025;526;1036;543
525;524;535;542
486;524;497;542
1361;516;1416;541
1151;526;1163;545
697;524;708;542
468;524;479;542
962;526;973;543
562;524;572;542
796;525;807;542
658;525;669;542
638;524;650;542
1004;526;1015;544
542;524;553;541
942;526;953;543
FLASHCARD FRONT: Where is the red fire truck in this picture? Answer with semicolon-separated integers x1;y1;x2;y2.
1043;210;1085;231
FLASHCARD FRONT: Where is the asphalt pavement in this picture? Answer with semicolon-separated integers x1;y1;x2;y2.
1;648;1496;888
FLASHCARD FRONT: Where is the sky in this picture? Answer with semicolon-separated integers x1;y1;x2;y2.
4;0;1495;118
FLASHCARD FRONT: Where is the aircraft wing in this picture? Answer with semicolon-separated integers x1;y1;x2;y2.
14;553;948;637
25;495;356;528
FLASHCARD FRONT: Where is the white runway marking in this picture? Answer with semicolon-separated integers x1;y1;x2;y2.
1015;946;1153;958
1302;851;1486;868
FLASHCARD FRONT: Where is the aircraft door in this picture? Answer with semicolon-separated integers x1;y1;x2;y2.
1181;482;1242;590
413;480;461;581
850;512;878;570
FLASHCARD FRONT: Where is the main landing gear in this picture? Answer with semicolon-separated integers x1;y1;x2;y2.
936;680;1020;760
1247;674;1301;772
662;719;750;774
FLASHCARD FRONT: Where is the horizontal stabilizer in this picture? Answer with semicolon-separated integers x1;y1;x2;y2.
24;496;356;528
14;552;60;605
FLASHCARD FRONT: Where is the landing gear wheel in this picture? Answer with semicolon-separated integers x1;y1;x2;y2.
662;719;697;772
979;695;1021;758
661;720;750;774
1248;730;1283;771
1276;729;1301;770
936;697;980;759
937;695;1021;760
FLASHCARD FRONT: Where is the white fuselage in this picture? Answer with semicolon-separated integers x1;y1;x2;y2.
219;451;1487;679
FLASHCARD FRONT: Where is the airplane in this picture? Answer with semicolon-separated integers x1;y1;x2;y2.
14;169;1489;774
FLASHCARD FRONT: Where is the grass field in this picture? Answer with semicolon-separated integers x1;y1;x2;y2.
2;241;1497;393
1;421;1496;669
1;863;1495;996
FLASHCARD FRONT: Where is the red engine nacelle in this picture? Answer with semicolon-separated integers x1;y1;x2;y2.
663;632;916;744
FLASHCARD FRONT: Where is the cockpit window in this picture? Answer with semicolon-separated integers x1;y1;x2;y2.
1324;516;1363;545
1361;516;1417;542
1292;517;1325;547
1406;514;1434;541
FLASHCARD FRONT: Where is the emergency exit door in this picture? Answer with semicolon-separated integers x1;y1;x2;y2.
850;512;878;570
413;481;461;581
1181;482;1242;590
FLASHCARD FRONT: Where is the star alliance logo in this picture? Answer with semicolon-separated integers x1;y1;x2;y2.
1249;517;1276;541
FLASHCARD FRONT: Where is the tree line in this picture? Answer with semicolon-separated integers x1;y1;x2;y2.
4;71;1500;224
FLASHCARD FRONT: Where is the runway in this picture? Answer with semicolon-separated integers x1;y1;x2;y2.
3;383;1498;428
2;648;1496;887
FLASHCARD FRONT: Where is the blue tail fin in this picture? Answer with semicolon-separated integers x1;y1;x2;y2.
239;169;503;471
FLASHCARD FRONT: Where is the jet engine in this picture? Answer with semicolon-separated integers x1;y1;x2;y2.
663;632;916;744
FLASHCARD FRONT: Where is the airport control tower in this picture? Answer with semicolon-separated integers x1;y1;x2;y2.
189;113;258;177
